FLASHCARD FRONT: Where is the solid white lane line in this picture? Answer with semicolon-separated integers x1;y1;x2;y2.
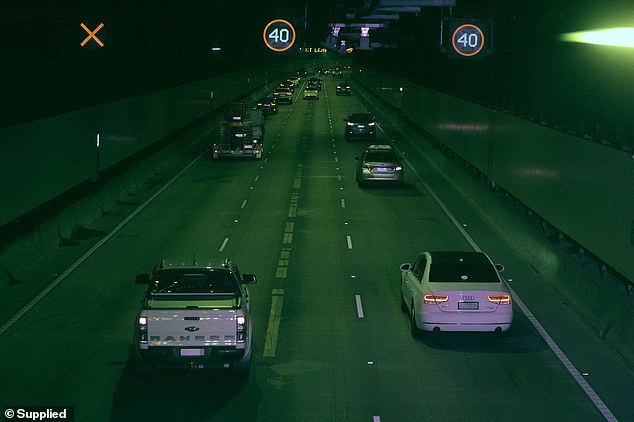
355;295;364;319
389;127;617;421
510;290;617;421
241;199;247;209
219;237;229;252
346;235;353;250
0;152;205;338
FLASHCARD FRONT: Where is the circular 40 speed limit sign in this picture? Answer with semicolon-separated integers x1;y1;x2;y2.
263;19;296;52
452;24;485;57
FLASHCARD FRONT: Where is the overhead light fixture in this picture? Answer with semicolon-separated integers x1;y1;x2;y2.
560;27;634;48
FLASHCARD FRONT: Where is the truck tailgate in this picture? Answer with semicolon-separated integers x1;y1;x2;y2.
147;309;238;347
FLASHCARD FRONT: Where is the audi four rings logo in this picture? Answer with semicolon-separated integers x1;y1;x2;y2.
185;327;200;332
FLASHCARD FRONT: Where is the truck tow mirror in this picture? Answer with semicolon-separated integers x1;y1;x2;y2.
242;274;257;284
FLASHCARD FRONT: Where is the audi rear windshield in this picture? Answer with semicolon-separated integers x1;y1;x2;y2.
349;114;373;123
365;152;398;162
429;252;500;283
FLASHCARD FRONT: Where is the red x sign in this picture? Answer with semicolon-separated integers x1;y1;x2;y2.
80;23;104;47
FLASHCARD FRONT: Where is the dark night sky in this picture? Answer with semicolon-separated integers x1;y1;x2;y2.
0;1;339;127
2;1;634;132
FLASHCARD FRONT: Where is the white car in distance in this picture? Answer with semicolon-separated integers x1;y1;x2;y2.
400;251;513;336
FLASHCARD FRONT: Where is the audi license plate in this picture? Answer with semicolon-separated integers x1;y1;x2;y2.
180;349;204;356
458;301;479;310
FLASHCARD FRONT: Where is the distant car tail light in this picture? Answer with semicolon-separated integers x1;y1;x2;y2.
138;316;148;344
424;294;449;304
236;316;247;343
488;294;511;304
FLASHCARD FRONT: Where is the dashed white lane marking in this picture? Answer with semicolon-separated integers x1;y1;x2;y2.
241;199;247;209
373;417;381;422
346;235;353;250
341;198;346;208
254;175;260;182
0;152;205;338
390;126;618;421
355;294;364;319
219;237;229;252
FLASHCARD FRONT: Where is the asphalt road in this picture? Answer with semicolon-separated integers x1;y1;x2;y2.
1;76;632;421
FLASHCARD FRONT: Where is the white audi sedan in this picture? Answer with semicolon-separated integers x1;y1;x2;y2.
400;251;513;336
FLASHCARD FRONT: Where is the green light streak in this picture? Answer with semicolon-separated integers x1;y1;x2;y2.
560;27;634;47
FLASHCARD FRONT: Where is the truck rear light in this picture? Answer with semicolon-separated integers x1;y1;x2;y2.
138;316;148;343
236;316;247;343
424;294;449;304
488;294;511;304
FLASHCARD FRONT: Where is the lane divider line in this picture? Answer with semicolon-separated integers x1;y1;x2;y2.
386;121;618;421
346;235;353;250
0;152;205;338
355;294;364;319
241;199;247;209
219;237;229;252
282;233;293;244
510;289;617;421
341;198;346;208
263;289;284;358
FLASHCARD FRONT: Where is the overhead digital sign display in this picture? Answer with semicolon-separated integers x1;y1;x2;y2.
452;24;485;57
446;19;490;59
263;19;296;52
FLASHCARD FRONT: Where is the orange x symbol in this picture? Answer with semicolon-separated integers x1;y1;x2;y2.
80;23;104;47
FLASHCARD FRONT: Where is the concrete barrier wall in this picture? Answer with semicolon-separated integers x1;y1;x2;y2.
355;67;634;284
0;64;287;228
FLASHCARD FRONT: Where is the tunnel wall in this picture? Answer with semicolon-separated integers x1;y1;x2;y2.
0;64;292;229
355;67;634;284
